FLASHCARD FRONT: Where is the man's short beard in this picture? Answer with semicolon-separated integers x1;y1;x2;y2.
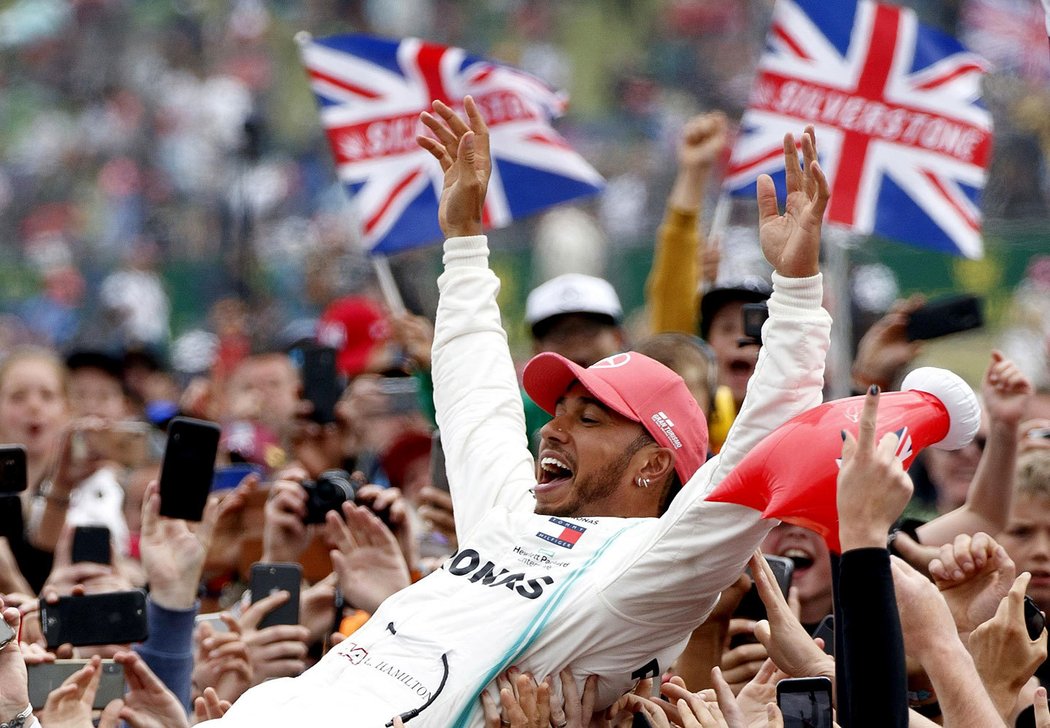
537;432;655;518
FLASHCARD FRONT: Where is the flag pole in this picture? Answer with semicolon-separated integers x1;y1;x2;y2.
708;193;731;248
371;254;406;316
825;226;854;400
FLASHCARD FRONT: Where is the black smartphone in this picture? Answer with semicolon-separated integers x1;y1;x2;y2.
741;302;770;345
299;345;341;424
41;591;148;648
811;614;835;657
1024;595;1046;641
905;294;983;341
158;416;221;521
0;444;27;495
249;562;302;630
28;660;125;710
429;430;449;493
731;555;795;648
71;525;111;565
776;676;834;728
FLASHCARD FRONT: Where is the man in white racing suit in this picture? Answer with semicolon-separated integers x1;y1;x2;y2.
207;98;831;727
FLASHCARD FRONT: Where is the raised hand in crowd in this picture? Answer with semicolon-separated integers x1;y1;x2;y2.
928;531;1016;638
669;111;728;213
558;669;599;728
417;484;458;549
39;654;101;728
749;552;834;685
261;466;313;564
99;651;189;728
192;687;232;723
0;598;34;728
757;127;829;280
919;350;1032;545
0;538;31;596
326;500;410;614
193;614;253;704
354;483;418;568
236;590;310;684
967;571;1048;721
418;96;490;239
390;312;435;371
140;481;227;611
298;574;337;646
851;295;924;392
719;622;769;694
838;387;914;551
891;556;1006;728
480;667;551;728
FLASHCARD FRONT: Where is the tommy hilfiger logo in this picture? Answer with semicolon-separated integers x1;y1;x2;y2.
536;517;586;549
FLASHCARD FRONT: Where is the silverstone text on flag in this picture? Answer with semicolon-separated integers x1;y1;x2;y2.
298;34;605;255
725;0;993;259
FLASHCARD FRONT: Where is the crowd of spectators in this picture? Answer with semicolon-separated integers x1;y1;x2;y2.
0;1;1049;727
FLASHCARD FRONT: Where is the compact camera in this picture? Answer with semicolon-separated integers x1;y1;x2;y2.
301;469;357;524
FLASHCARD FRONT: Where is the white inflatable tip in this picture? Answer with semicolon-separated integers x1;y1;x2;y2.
901;367;981;451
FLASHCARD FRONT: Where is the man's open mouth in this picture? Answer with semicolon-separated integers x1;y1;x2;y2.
538;454;573;486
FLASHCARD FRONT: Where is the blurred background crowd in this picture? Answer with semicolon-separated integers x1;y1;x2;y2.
0;0;1046;386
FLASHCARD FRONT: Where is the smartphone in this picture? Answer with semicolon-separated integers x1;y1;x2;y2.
71;525;111;565
158;416;221;521
28;659;125;710
0;445;27;495
1024;595;1046;641
249;562;302;630
212;463;264;492
905;294;983;341
378;376;420;414
734;555;796;622
73;421;152;468
741;302;769;345
776;676;834;728
429;430;449;493
298;345;341;424
194;612;231;634
731;555;795;648
41;591;148;648
811;614;835;657
0;614;14;650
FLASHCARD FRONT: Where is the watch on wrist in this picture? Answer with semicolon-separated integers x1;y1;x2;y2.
0;705;32;728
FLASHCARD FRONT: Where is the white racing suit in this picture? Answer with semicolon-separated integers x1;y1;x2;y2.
210;235;831;727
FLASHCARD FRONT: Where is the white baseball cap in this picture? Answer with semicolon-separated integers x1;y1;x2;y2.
525;274;623;336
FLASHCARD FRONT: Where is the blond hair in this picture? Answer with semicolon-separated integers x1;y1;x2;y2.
0;346;70;399
1017;450;1050;499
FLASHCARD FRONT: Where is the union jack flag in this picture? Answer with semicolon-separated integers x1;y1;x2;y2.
961;0;1050;84
725;0;993;259
299;34;604;255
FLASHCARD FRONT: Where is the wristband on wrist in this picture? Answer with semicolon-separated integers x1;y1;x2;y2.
0;705;32;728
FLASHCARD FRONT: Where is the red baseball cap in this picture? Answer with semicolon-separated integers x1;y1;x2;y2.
523;351;708;484
317;296;390;377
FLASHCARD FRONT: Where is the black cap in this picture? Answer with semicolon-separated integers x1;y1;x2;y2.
699;280;772;340
65;350;124;380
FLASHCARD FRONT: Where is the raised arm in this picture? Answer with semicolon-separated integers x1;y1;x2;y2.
918;351;1032;545
647;111;727;334
420;98;537;537
600;129;832;625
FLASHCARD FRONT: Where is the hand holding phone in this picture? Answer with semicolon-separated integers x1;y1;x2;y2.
249;563;302;629
777;676;833;728
0;445;27;495
27;659;125;710
295;345;341;424
71;526;111;565
41;591;148;648
905;294;983;341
